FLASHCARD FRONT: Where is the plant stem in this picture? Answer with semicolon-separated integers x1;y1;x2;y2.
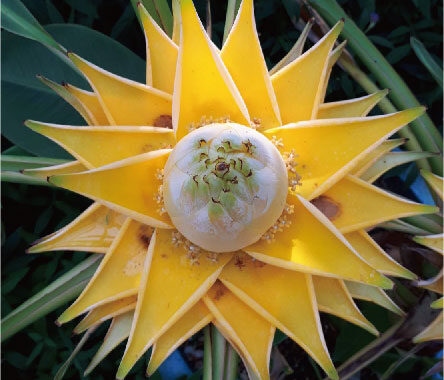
203;326;213;380
212;325;227;380
224;344;239;380
307;0;443;175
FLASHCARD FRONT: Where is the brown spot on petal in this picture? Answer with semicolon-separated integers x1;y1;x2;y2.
234;255;246;270
138;225;154;248
311;195;341;221
154;114;173;129
213;287;225;301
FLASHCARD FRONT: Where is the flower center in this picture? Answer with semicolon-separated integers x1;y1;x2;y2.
163;123;288;252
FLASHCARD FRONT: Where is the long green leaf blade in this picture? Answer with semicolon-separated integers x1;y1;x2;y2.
410;37;443;89
2;0;62;51
1;255;101;342
1;155;69;172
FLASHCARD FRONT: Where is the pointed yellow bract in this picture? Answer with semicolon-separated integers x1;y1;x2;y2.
139;3;178;93
49;150;172;228
265;108;425;199
24;160;87;179
117;229;232;379
413;312;443;343
323;175;438;233
37;75;97;126
204;282;274;380
361;152;437;184
351;138;407;177
419;271;443;294
245;194;392;288
319;41;347;103
313;276;378;336
431;297;443;309
344;230;416;279
63;82;110;125
219;253;338;380
26;121;175;169
57;218;152;324
271;21;343;124
147;301;212;375
173;0;249;140
345;281;405;316
317;90;388;119
421;169;443;199
28;203;125;254
221;0;281;129
74;295;137;334
68;53;172;126
85;311;133;375
413;234;444;255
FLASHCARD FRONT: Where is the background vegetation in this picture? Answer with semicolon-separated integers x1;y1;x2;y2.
2;0;442;379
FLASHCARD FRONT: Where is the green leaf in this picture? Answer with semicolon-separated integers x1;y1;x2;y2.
2;267;30;293
2;24;145;158
1;171;53;186
131;0;173;37
111;3;135;39
1;255;101;342
54;327;96;380
45;0;64;24
223;0;242;44
411;37;443;88
386;44;411;65
2;0;62;52
1;154;68;171
361;151;438;183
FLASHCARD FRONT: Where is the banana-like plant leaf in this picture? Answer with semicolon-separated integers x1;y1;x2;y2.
2;0;62;51
1;154;68;172
1;255;101;342
1;171;52;186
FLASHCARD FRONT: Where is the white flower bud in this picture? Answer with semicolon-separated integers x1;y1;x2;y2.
163;123;288;252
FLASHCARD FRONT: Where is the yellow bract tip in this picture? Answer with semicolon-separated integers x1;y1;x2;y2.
48;175;64;187
431;297;443;309
24;120;42;132
327;367;340;380
378;275;394;290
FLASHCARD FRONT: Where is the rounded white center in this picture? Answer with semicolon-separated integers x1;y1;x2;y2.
163;123;288;252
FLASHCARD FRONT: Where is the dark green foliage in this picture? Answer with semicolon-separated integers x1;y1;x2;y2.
2;0;442;379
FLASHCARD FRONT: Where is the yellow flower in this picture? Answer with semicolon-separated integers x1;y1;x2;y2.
23;0;438;378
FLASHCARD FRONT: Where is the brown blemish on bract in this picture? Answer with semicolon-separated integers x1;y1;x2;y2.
234;255;246;270
213;287;225;301
311;195;341;221
153;114;173;129
138;225;154;248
